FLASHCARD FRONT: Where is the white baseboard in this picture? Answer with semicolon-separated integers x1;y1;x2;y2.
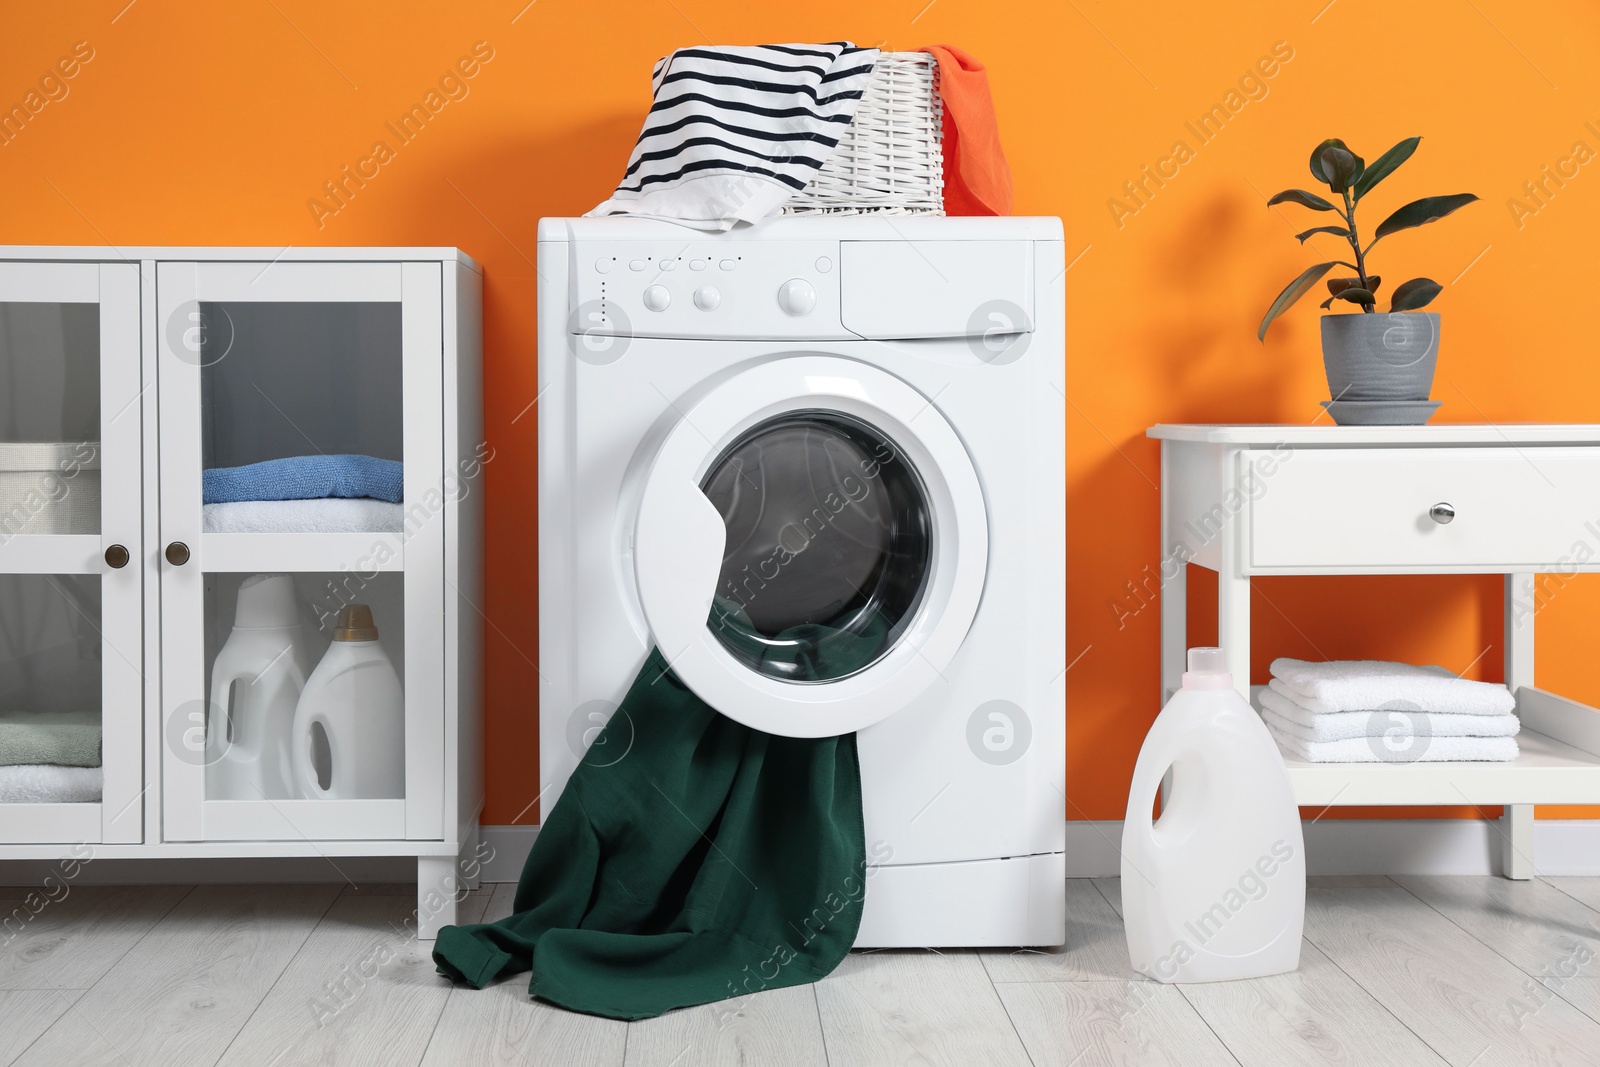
6;819;1596;887
482;820;1600;882
479;824;538;883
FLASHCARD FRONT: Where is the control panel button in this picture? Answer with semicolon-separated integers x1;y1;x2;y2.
690;259;707;271
642;285;671;312
777;278;817;316
719;259;737;271
628;259;648;271
815;256;833;273
595;258;612;274
694;286;721;311
660;259;677;271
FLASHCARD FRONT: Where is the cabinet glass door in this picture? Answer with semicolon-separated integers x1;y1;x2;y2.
0;262;142;844
156;261;444;842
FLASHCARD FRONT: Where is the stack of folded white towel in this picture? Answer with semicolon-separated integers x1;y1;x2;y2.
1261;658;1520;763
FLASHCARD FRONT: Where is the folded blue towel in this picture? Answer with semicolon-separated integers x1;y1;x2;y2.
203;455;403;505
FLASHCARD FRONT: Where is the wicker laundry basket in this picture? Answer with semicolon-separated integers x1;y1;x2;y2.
783;52;945;216
0;443;100;535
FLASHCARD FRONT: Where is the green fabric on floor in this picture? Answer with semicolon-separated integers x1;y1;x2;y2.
0;710;101;768
432;647;867;1020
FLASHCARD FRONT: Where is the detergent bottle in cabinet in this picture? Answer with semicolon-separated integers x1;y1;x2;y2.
291;604;405;800
207;574;315;800
1122;647;1305;983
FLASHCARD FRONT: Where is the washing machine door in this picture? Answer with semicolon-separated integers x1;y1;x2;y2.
634;355;988;737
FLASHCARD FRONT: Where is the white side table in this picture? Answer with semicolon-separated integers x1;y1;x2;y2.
1150;424;1600;878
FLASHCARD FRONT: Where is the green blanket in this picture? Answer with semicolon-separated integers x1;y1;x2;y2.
432;646;868;1020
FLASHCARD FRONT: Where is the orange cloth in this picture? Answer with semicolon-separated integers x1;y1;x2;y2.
916;45;1014;216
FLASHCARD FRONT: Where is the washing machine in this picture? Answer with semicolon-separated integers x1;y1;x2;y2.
536;215;1066;947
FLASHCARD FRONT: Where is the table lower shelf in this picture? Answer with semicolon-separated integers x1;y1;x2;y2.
1255;686;1600;807
1283;728;1600;806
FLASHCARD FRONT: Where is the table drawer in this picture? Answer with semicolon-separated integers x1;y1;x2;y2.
1249;447;1600;569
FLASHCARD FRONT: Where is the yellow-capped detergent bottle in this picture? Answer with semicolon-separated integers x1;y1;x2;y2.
1122;647;1305;982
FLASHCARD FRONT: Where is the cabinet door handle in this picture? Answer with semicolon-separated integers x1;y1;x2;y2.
164;541;191;566
104;544;130;569
1429;502;1455;525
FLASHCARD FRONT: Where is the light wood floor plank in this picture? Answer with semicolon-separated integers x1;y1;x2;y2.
0;988;81;1066
1539;877;1600;917
1304;886;1600;1065
1177;939;1446;1066
1396;875;1600;1026
623;984;824;1067
14;883;338;1067
997;979;1238;1067
212;884;493;1067
419;884;627;1067
982;879;1142;983
0;884;191;990
815;950;1030;1066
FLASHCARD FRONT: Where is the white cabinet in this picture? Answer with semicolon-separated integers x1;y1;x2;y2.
1151;424;1600;881
0;248;482;936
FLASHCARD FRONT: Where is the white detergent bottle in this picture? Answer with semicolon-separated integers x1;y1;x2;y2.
291;604;405;800
207;574;315;800
1122;647;1305;983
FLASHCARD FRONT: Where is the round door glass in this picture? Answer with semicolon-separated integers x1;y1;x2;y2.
701;411;932;683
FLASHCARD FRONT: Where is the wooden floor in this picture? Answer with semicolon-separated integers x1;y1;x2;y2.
5;875;1600;1065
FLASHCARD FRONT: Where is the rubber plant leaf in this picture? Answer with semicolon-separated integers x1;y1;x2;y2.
1319;146;1364;194
1259;261;1338;341
1295;225;1352;243
1351;136;1421;201
1389;277;1443;312
1308;138;1350;184
1328;276;1381;297
1268;189;1339;212
1318;287;1375;309
1374;194;1480;239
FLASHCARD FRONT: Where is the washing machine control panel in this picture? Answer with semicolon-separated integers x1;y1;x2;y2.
573;241;850;340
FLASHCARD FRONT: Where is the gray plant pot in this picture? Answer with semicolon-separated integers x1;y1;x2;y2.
1321;311;1439;402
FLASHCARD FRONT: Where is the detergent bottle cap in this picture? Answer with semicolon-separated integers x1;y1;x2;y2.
333;604;379;642
1181;646;1233;690
233;574;300;630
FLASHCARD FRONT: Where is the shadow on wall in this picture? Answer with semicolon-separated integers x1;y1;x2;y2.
1143;188;1310;423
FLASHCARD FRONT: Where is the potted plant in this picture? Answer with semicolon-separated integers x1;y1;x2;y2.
1257;137;1478;424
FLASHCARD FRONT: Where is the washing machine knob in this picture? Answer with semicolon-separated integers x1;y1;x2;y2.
642;284;671;312
777;278;816;316
694;286;721;311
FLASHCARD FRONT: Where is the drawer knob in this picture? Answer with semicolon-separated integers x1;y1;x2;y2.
103;544;130;569
164;541;191;566
1429;503;1455;525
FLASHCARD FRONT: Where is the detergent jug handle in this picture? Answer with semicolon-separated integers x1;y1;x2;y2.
1125;719;1206;852
207;642;252;762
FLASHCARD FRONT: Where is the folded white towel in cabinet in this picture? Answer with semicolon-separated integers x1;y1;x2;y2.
1258;686;1522;742
202;499;403;534
1269;659;1516;716
1265;721;1519;764
0;763;102;803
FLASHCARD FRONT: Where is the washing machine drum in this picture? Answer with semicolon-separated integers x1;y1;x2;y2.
633;355;988;738
702;412;931;684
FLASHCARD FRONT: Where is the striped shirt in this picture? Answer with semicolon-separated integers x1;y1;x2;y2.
589;43;879;229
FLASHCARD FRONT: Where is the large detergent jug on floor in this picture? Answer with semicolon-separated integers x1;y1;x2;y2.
292;603;405;799
207;574;315;800
1122;647;1305;983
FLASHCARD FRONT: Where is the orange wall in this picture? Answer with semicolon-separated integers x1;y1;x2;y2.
5;1;1599;825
